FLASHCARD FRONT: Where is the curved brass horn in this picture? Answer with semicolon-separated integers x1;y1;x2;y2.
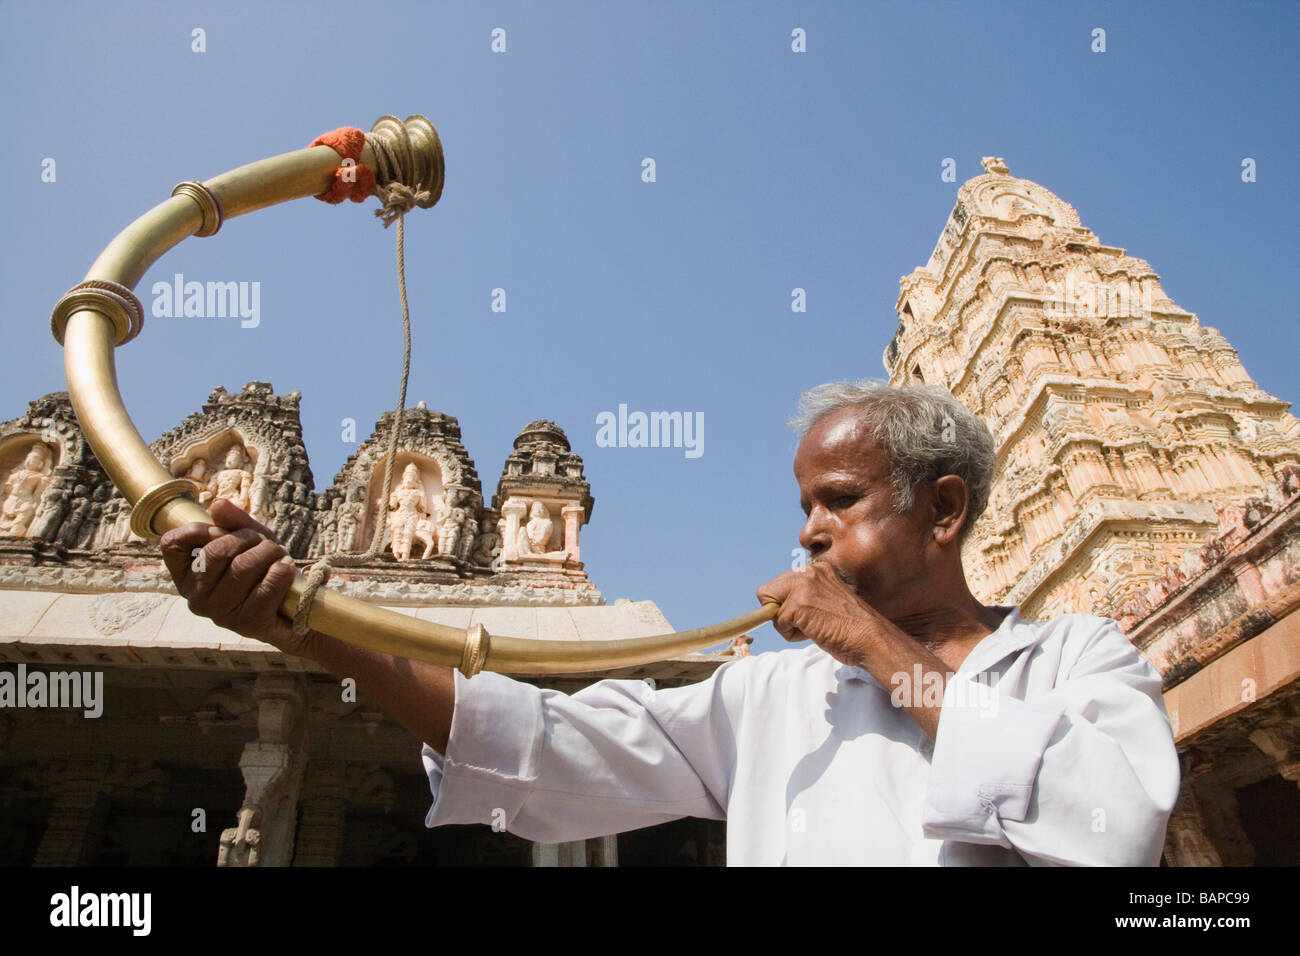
57;114;778;675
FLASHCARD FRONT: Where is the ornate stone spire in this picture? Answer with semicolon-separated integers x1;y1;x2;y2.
887;161;1300;619
491;421;595;590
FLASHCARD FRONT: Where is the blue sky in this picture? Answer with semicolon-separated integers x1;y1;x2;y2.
2;0;1297;654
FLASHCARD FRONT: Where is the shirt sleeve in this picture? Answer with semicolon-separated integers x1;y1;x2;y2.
421;662;742;844
920;619;1180;866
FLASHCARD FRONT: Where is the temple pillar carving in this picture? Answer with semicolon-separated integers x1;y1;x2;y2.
531;835;617;867
1163;784;1223;867
561;503;584;560
219;675;308;867
31;755;113;867
292;761;350;867
501;497;528;563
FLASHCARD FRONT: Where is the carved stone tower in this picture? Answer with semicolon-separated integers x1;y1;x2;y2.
885;157;1300;620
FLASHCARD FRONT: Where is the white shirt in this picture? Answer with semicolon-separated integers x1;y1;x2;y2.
421;606;1180;865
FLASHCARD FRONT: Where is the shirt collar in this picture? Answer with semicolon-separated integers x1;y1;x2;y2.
835;605;1033;684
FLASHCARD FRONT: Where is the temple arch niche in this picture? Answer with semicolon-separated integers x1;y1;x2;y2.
361;452;448;561
169;429;266;522
0;434;60;538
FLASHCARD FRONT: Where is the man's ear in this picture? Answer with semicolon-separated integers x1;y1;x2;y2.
929;474;970;546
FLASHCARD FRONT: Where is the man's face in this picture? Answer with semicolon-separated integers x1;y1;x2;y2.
793;407;934;618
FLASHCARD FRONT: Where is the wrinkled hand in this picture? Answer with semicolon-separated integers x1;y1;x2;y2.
159;498;315;658
756;561;883;667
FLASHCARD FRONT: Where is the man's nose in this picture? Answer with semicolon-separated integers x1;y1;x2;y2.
799;513;831;557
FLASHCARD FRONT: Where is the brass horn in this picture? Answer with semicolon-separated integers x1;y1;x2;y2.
54;114;778;676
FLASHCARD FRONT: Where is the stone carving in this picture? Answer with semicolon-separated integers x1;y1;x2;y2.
90;593;168;635
184;457;215;506
470;509;501;567
437;487;470;558
312;493;337;555
492;421;594;589
71;485;108;549
317;403;488;569
218;812;261;867
0;394;112;548
457;508;479;562
1214;500;1248;543
0;389;603;599
157;383;316;554
336;486;366;553
209;445;255;514
386;463;438;561
894;159;1300;621
517;500;556;556
1281;464;1300;499
0;443;54;537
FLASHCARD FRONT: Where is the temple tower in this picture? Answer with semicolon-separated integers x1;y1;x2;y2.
885;157;1300;620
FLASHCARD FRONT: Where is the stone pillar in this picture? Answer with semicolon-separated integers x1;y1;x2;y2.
1163;785;1223;867
32;755;112;867
592;833;618;866
219;675;308;867
1188;776;1255;866
561;503;584;561
292;761;349;867
1249;724;1300;789
532;835;618;867
501;497;527;562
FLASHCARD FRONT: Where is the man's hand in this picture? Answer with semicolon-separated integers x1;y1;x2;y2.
759;561;963;740
159;498;316;659
757;561;883;668
161;499;457;751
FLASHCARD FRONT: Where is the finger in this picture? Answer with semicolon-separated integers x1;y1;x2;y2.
245;555;302;648
773;595;815;643
207;537;289;622
159;522;222;585
189;529;266;603
773;612;808;643
209;498;279;540
756;570;802;606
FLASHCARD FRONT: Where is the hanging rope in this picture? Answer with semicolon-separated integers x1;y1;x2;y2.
292;129;432;635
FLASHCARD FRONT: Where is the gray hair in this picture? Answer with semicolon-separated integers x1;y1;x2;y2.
788;380;996;541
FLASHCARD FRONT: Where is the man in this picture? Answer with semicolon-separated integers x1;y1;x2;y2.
160;380;1180;865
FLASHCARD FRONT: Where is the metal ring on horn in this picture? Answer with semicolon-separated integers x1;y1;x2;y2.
130;478;204;539
171;181;225;237
56;113;779;675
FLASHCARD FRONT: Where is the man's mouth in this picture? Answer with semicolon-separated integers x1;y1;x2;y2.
811;556;860;591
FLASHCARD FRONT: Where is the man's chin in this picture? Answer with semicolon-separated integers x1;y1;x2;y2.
825;562;875;601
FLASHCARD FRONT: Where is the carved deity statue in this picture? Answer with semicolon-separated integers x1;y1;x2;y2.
209;446;255;514
314;493;337;556
0;443;54;537
471;524;499;567
184;457;215;506
437;488;462;557
335;486;366;553
517;500;555;556
386;463;435;561
76;485;109;549
457;512;478;562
